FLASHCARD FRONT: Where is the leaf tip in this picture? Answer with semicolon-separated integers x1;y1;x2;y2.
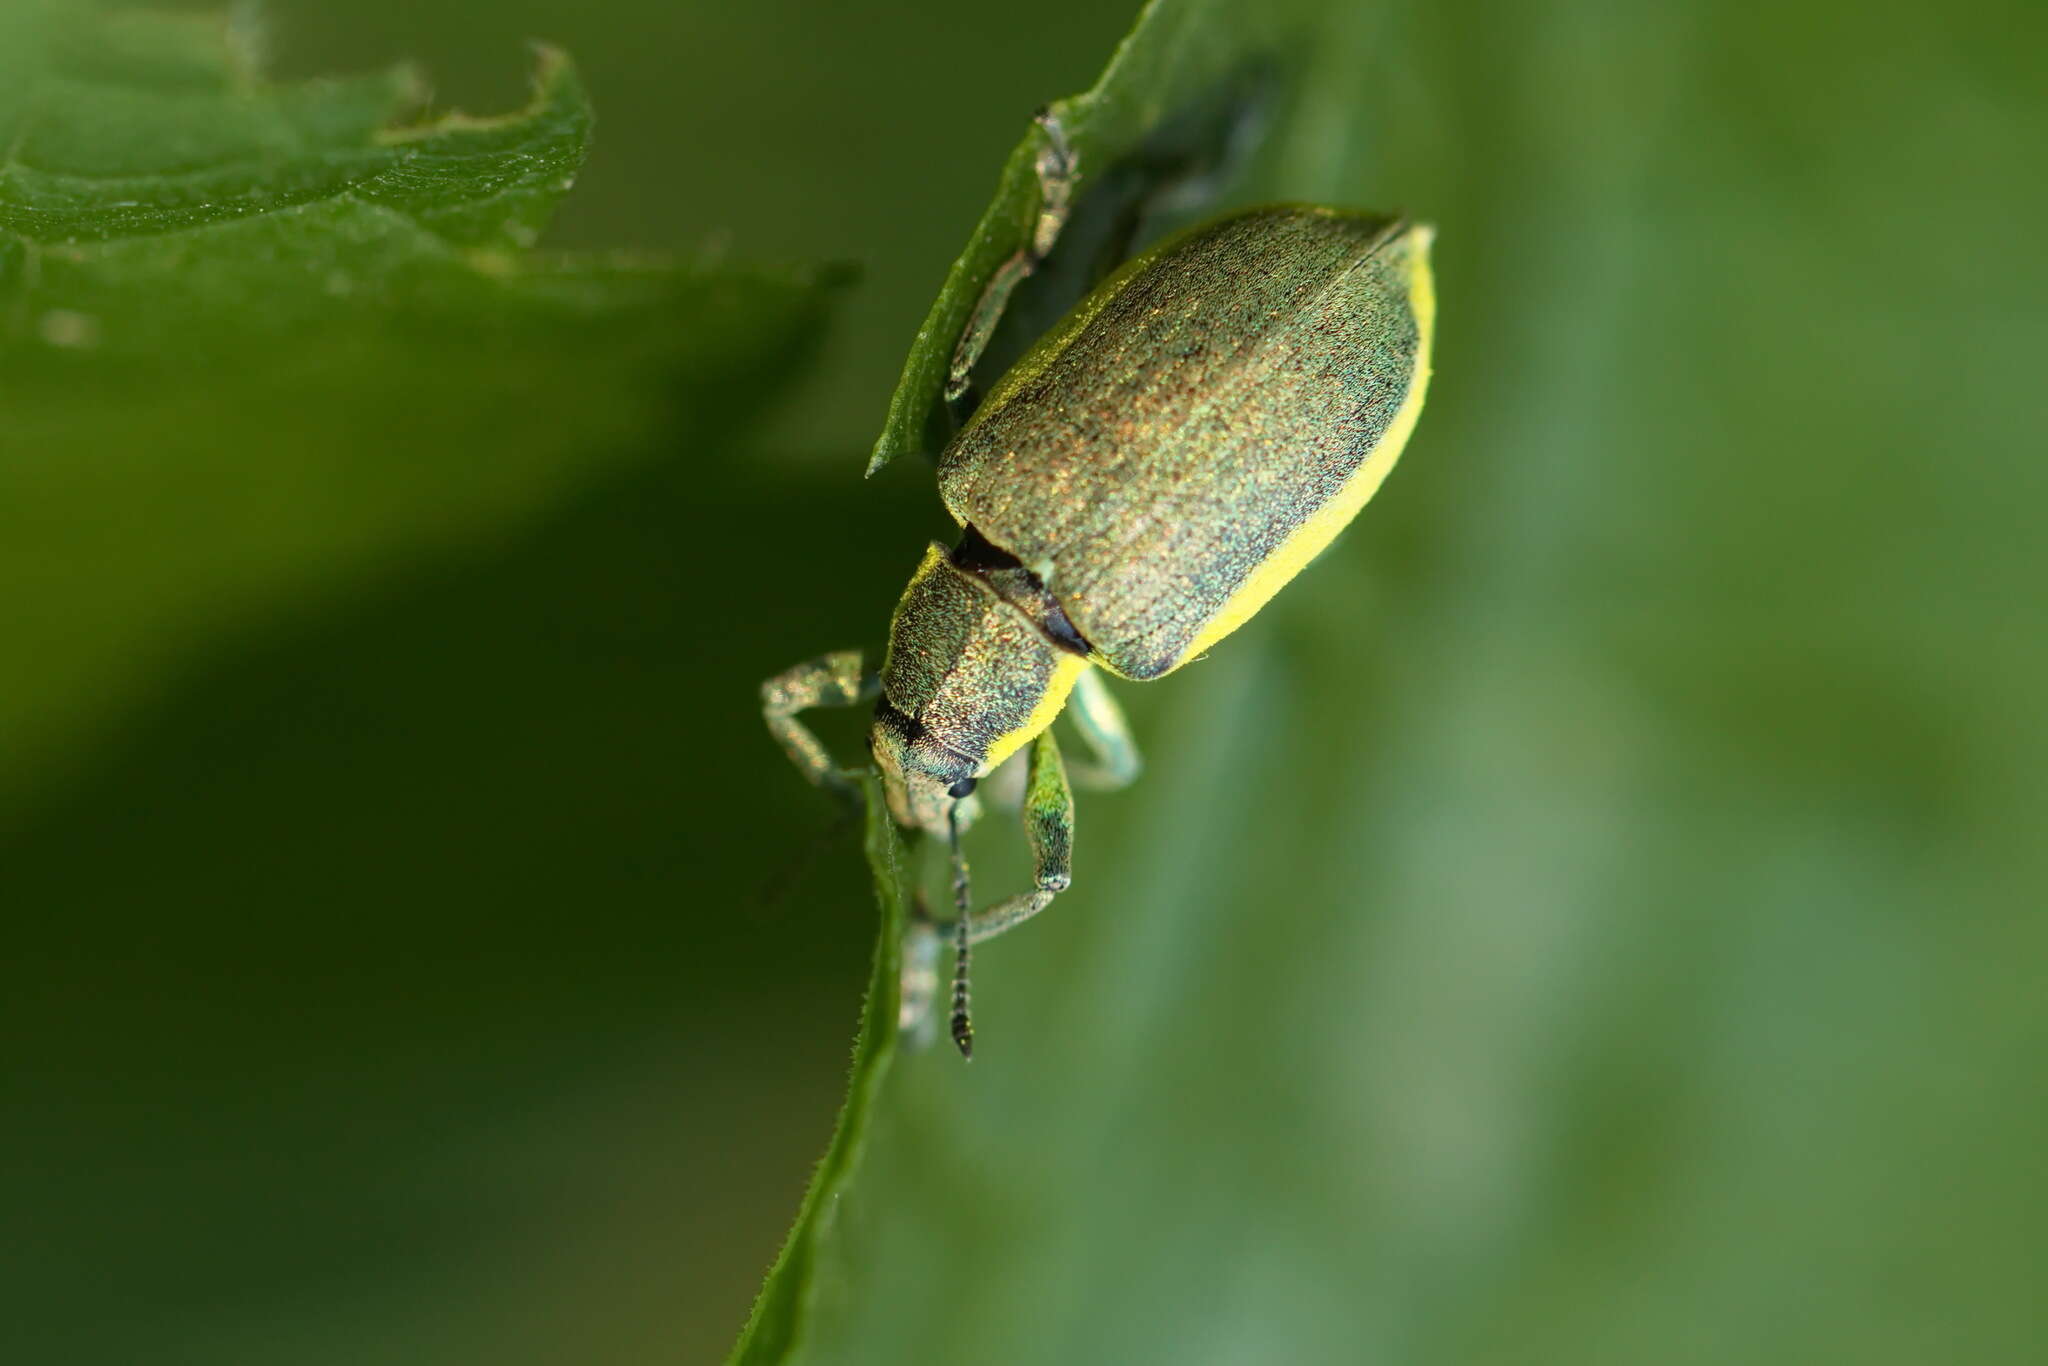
525;41;584;103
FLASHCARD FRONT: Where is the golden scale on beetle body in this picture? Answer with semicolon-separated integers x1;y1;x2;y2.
764;113;1435;1058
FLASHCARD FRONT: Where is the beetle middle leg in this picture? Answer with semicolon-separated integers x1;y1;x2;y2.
760;650;877;797
945;108;1079;404
1062;666;1143;790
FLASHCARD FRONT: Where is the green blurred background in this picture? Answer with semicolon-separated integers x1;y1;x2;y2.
6;1;2044;1363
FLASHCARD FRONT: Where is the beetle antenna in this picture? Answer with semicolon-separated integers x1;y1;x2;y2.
946;800;975;1060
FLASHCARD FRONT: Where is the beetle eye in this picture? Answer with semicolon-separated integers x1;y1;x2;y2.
947;777;978;799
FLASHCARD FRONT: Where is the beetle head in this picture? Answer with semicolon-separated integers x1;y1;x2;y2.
869;705;981;837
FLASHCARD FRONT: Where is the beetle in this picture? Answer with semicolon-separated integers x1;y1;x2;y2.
763;200;1435;1056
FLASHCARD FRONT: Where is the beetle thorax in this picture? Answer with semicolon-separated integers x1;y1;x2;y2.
872;540;1083;832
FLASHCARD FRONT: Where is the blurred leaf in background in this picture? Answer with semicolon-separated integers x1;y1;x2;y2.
0;1;842;820
4;1;2046;1365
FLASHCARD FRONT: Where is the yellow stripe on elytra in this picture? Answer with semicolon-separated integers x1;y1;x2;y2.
1171;229;1437;669
980;654;1087;774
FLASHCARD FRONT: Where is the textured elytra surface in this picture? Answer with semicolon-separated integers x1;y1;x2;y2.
939;206;1426;679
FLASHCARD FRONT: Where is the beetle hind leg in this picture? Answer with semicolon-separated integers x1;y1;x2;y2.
945;109;1079;405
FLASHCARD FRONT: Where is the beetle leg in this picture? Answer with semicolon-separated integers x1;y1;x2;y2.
1062;666;1143;790
760;650;877;796
962;728;1074;945
945;108;1079;404
899;889;944;1048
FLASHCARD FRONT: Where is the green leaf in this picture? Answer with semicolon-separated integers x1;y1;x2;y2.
865;0;1339;473
728;774;912;1366
0;7;846;816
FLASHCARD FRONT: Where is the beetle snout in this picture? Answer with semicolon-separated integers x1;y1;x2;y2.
869;714;980;835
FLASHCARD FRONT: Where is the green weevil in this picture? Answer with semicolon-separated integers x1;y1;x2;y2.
763;199;1435;1057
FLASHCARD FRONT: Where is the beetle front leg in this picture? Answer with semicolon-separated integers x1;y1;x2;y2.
760;650;877;797
946;727;1074;1056
945;108;1079;403
1063;666;1142;791
963;727;1074;944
